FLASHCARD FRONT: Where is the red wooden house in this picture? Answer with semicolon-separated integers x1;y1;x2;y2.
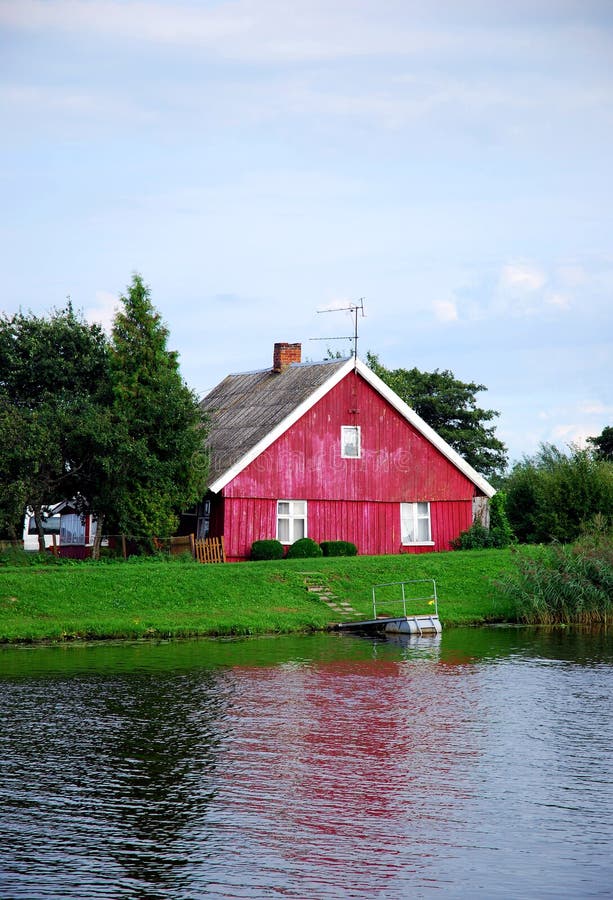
184;342;495;561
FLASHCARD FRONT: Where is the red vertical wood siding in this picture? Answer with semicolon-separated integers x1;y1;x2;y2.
225;371;474;502
223;498;473;560
217;370;482;560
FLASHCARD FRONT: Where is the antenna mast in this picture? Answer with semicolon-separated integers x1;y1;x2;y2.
312;298;366;363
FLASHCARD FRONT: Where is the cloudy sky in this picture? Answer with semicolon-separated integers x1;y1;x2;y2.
1;0;612;465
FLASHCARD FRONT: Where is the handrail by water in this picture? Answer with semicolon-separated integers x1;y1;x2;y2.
371;578;438;620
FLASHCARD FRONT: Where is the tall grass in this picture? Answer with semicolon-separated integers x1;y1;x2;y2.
496;534;613;625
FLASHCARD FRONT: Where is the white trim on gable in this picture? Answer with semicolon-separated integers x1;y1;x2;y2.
207;358;355;493
208;356;495;498
353;359;496;498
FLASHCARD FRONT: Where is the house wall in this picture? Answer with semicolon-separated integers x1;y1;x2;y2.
223;497;473;561
217;371;480;560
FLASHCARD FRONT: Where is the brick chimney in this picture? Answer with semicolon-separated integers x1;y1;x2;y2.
273;342;301;372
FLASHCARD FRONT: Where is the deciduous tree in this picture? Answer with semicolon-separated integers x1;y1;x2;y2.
0;304;111;548
366;352;507;480
588;426;613;462
503;443;613;543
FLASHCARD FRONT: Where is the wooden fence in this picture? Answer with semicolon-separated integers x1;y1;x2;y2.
194;536;226;564
169;534;226;564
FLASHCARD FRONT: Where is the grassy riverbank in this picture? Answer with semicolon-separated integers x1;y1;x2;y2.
0;549;521;643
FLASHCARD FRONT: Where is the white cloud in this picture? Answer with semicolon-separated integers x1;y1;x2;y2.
433;299;458;322
551;424;593;448
544;291;571;310
476;261;579;319
500;263;547;294
84;291;119;334
0;82;157;125
580;402;613;416
3;0;611;68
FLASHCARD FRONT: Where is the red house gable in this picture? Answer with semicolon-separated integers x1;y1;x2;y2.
198;345;494;561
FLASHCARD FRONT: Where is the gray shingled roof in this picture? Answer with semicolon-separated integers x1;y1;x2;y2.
201;358;348;483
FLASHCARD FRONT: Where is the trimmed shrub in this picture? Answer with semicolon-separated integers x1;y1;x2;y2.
451;522;493;550
250;539;284;561
286;537;323;559
320;540;358;557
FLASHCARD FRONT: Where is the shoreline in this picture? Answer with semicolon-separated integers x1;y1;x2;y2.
0;549;521;644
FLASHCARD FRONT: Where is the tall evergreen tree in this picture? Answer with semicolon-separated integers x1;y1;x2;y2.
366;352;507;480
101;274;207;545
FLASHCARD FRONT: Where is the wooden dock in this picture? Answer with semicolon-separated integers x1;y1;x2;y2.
335;579;443;636
335;614;442;636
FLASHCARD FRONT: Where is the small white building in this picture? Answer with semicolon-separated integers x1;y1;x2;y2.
23;501;98;556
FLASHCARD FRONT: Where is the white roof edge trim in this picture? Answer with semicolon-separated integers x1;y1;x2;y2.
208;358;355;493
208;356;495;498
353;358;496;497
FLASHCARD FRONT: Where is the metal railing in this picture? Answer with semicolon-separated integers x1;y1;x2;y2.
372;578;438;620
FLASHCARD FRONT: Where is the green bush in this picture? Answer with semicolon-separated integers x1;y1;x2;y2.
489;491;513;546
503;444;613;543
320;540;358;557
451;522;493;550
452;492;513;550
250;539;284;561
286;538;323;559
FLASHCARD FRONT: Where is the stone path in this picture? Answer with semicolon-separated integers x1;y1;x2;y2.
300;572;362;619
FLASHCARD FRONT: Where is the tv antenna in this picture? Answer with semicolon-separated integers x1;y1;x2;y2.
311;298;366;363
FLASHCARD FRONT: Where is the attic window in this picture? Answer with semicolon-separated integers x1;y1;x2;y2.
341;425;361;458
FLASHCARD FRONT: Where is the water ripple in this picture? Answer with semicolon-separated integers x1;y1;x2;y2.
1;630;612;898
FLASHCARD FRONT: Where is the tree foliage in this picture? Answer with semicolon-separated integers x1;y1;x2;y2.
366;352;507;480
103;274;207;542
451;490;513;550
0;304;111;546
0;276;207;550
503;443;613;544
587;425;613;462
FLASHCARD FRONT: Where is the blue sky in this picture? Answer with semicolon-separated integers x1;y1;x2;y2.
1;0;612;465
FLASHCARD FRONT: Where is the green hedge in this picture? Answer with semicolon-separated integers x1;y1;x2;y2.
286;538;323;559
250;539;284;561
320;540;358;557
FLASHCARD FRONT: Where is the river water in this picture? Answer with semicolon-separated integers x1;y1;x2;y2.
1;627;612;899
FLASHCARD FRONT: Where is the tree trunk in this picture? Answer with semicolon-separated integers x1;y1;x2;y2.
91;515;104;561
34;509;46;553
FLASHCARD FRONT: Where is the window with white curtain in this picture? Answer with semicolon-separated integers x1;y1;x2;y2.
60;513;86;545
277;500;307;544
400;502;433;545
341;425;361;458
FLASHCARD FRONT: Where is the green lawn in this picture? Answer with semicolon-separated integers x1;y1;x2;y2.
0;549;520;643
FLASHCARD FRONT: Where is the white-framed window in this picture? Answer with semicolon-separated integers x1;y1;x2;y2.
341;425;361;458
401;502;433;545
277;500;307;544
60;513;86;545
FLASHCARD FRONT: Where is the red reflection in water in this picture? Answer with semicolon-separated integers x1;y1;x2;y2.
218;654;482;890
